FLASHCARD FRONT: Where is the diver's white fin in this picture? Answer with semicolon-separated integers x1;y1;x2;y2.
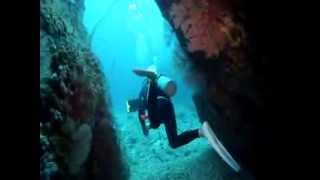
202;121;241;172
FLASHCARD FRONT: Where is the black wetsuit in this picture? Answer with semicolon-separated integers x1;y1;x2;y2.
138;76;199;148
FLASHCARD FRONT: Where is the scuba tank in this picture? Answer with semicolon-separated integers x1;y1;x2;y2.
156;75;177;97
146;63;177;97
157;75;174;90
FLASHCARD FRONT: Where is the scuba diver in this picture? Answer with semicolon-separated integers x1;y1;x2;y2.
127;67;241;172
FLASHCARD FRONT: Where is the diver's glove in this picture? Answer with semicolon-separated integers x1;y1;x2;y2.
142;122;150;136
138;112;150;136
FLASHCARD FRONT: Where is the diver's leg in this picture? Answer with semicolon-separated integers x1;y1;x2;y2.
164;121;199;149
158;97;199;148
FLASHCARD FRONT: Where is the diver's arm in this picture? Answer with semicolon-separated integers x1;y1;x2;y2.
138;79;149;136
133;69;158;80
134;72;159;135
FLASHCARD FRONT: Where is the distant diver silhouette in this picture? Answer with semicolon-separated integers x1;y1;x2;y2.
127;67;241;172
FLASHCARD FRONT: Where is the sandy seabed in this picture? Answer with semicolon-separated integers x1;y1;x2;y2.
113;104;254;180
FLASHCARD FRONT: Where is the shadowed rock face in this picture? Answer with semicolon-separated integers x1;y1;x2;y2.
40;0;128;179
155;0;268;176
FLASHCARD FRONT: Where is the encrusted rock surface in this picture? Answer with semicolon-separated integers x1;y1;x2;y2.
155;0;264;175
40;0;128;179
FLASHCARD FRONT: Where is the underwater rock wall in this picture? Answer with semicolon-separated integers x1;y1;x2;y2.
40;0;128;179
155;0;261;174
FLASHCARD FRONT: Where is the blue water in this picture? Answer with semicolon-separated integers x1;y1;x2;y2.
83;0;195;113
38;0;255;178
82;1;249;179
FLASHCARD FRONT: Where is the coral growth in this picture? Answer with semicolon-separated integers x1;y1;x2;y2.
48;43;103;123
90;114;129;180
40;4;68;37
157;0;248;75
40;129;59;179
68;123;92;175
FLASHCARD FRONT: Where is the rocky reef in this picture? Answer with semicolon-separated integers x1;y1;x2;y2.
40;0;128;179
155;0;269;176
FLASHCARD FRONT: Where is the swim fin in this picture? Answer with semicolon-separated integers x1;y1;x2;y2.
202;121;241;172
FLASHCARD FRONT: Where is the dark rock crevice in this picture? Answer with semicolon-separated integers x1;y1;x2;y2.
155;0;272;177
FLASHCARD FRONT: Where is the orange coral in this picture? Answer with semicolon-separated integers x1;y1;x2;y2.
168;0;246;62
